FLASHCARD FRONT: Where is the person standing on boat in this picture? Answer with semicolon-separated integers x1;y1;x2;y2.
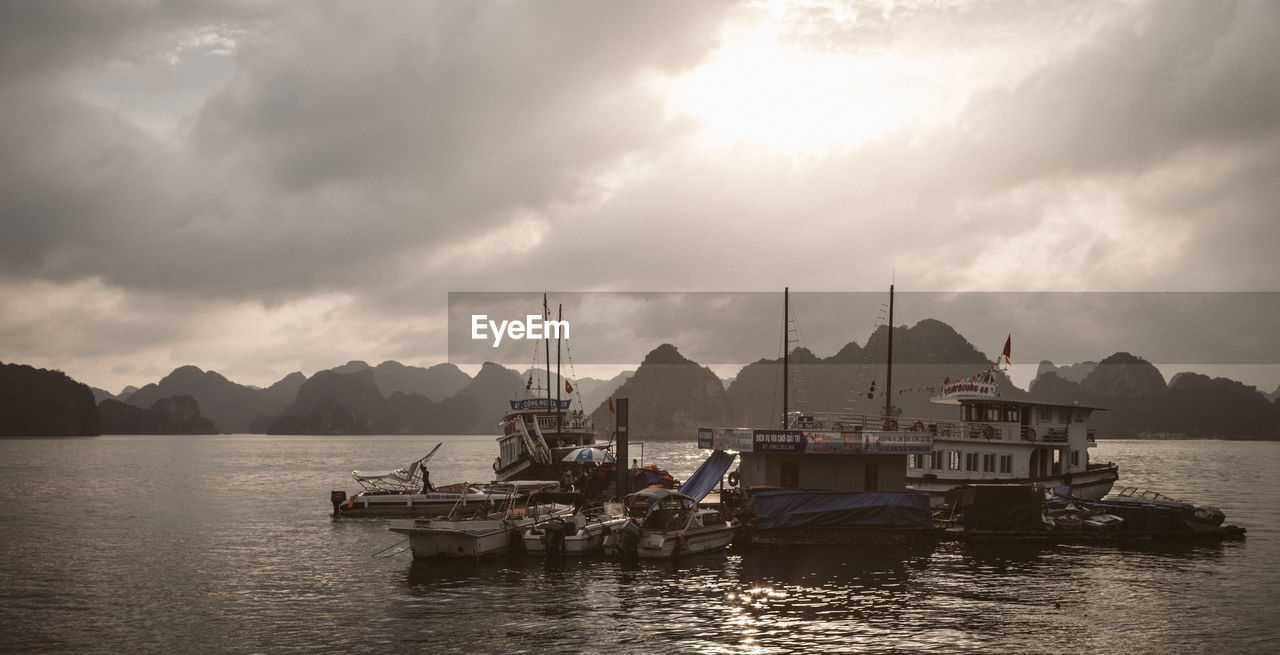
420;469;434;493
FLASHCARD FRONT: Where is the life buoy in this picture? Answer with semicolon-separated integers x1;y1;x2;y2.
911;420;925;432
727;470;740;487
884;419;899;431
1024;428;1037;441
982;424;996;440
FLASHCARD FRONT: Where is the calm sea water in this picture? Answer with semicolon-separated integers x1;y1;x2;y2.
1;436;1277;654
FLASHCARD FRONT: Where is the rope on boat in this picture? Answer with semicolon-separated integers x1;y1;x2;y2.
371;537;410;558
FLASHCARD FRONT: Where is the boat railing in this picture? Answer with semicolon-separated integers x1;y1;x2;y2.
535;414;594;432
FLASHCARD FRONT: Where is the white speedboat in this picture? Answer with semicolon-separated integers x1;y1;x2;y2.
389;498;574;559
623;487;737;559
522;508;629;556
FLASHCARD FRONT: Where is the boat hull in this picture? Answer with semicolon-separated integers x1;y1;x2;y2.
908;463;1119;505
389;518;523;559
523;518;627;556
636;523;737;559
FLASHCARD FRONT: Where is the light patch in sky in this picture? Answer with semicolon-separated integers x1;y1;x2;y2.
71;26;242;144
666;10;945;154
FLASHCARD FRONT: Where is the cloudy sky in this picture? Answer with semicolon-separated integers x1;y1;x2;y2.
2;0;1278;395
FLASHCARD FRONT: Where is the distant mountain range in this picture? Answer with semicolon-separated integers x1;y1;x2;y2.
4;317;1279;439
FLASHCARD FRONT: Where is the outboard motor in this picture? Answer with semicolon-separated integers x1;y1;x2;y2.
330;490;348;517
544;518;568;560
617;519;641;562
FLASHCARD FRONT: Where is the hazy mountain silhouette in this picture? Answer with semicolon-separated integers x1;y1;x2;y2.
100;395;217;434
124;366;296;434
589;344;733;441
6;317;1278;439
1037;360;1098;383
1;362;98;436
726;318;1021;428
327;360;471;402
1028;354;1278;439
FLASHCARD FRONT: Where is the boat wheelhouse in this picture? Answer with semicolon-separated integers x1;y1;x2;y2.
494;396;597;482
903;382;1119;503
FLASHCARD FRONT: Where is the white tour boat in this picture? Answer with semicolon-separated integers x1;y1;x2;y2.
903;379;1119;504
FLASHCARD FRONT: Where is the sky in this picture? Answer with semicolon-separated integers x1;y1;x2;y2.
2;0;1278;396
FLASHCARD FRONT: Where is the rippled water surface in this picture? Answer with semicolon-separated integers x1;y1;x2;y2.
1;436;1277;653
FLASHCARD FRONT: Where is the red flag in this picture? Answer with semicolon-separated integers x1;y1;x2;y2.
608;398;615;414
564;380;573;394
1002;335;1012;364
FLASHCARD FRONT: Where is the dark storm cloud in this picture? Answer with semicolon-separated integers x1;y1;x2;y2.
1;1;735;301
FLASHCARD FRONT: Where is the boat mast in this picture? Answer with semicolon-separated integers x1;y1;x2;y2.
885;283;894;421
783;286;789;429
556;302;563;432
544;294;552;428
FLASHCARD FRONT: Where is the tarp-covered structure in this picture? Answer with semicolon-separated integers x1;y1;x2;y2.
677;450;736;502
752;489;933;530
962;484;1045;532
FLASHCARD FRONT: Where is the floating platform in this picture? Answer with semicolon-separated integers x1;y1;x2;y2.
944;524;1246;544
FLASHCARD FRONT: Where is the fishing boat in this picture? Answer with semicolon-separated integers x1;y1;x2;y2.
388;487;573;559
624;487;738;559
493;295;599;483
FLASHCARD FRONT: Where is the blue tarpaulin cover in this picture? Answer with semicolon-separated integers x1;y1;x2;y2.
677;450;737;502
752;489;933;530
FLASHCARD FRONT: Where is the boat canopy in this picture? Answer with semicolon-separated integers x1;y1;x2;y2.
752;489;933;530
624;487;695;516
677;449;736;502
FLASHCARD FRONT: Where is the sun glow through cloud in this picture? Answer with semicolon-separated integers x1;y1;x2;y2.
666;3;955;155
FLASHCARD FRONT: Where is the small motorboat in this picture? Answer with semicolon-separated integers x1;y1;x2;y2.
388;486;573;559
623;487;737;559
523;507;629;556
1103;487;1226;532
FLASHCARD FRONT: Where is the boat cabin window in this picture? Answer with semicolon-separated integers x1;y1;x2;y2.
964;404;979;422
948;451;961;471
1039;407;1054;423
985;404;1001;422
965;453;979;472
1003;405;1020;422
982;453;996;473
929;452;943;470
999;454;1012;473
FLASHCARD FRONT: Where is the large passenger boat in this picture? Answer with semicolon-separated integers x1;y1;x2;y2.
902;380;1119;503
